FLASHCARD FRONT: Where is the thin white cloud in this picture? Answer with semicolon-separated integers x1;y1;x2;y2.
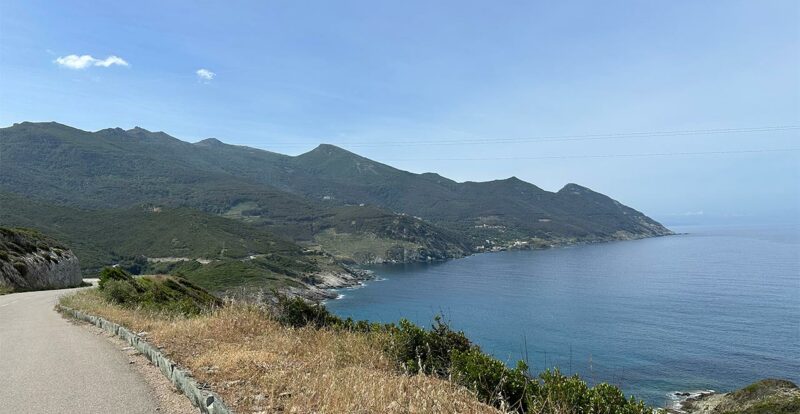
94;56;128;67
196;68;216;81
54;54;129;69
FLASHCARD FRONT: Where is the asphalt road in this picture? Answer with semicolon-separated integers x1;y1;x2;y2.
0;288;159;413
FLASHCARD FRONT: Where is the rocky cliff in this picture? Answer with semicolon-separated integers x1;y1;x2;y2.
0;227;82;291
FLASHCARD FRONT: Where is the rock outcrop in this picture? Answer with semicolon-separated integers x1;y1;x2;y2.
674;379;800;414
0;227;82;291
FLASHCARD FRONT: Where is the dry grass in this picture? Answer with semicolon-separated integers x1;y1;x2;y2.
60;290;500;413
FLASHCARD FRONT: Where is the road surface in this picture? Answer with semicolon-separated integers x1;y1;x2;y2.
0;288;160;413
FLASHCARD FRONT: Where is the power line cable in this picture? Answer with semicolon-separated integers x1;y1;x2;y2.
377;147;800;162
256;125;800;148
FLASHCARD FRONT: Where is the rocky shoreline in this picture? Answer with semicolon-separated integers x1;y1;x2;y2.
666;390;718;413
294;231;675;303
287;266;375;302
666;379;799;414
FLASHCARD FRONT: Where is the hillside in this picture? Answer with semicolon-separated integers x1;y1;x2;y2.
0;122;670;242
0;227;82;292
0;193;299;272
0;121;671;296
179;140;672;243
0;122;473;264
0;193;368;298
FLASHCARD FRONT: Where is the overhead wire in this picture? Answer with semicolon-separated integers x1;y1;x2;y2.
254;125;800;149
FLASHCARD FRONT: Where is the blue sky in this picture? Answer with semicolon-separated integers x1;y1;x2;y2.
1;1;798;222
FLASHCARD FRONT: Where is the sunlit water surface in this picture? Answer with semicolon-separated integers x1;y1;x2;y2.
326;224;800;406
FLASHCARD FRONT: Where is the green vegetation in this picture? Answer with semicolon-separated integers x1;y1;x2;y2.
157;258;313;294
0;121;671;297
0;193;313;275
1;122;669;254
97;267;221;314
679;379;800;414
728;397;800;414
728;379;798;404
273;296;650;413
715;379;800;414
309;205;472;263
0;226;66;258
314;229;419;263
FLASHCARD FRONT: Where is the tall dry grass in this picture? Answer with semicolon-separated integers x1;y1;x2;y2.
60;290;500;413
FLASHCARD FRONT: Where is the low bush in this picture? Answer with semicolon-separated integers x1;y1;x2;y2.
451;349;533;410
96;267;221;314
271;297;651;414
98;266;136;290
103;278;140;305
274;294;341;328
388;316;471;376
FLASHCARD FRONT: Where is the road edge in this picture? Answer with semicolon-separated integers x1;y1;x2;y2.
57;304;233;414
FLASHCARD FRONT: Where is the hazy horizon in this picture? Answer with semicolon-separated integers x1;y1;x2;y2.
1;1;798;221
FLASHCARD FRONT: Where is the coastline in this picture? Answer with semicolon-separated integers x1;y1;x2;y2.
306;231;676;303
665;390;717;413
289;266;375;302
666;379;800;414
300;226;800;411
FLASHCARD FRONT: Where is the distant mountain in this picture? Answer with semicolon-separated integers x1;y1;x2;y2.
0;121;671;294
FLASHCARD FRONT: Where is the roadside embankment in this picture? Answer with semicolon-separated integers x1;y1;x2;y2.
59;289;499;413
59;304;232;414
0;227;82;291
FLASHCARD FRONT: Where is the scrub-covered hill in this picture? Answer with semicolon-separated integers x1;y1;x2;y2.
0;121;671;297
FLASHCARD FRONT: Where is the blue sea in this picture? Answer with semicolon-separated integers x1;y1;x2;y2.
326;223;800;407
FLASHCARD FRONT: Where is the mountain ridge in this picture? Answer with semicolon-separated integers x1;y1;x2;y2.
0;121;671;296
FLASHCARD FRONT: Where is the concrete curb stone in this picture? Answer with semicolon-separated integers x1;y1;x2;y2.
58;305;233;414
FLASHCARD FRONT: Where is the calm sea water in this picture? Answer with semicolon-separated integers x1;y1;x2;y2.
326;224;800;407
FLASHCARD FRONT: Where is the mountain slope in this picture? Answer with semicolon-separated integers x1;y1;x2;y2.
0;192;376;298
0;121;671;264
284;147;671;240
0;122;316;217
0;192;304;273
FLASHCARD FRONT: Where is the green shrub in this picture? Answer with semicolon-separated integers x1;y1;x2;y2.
451;349;534;411
136;276;222;315
98;267;135;290
274;294;341;328
103;278;140;305
96;267;220;315
531;369;591;413
338;317;381;332
272;295;391;333
388;316;471;376
525;369;649;414
587;382;639;414
114;255;148;275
